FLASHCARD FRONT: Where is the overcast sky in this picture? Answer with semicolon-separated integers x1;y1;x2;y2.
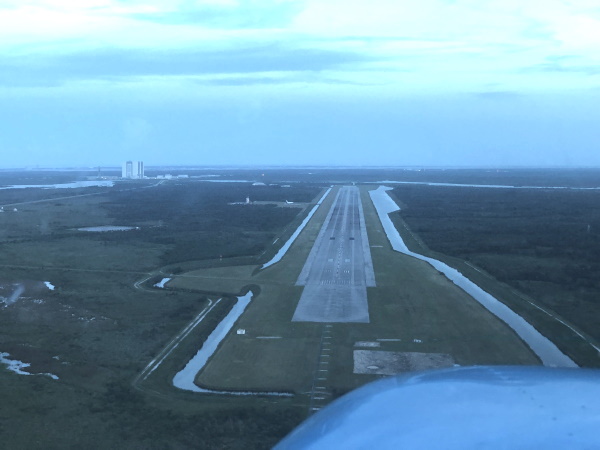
1;0;599;168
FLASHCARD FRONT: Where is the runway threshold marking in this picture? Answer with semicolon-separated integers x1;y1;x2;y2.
293;186;375;323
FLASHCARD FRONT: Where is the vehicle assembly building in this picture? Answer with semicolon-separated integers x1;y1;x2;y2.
122;160;144;179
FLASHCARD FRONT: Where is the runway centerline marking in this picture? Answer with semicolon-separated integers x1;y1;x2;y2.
293;186;375;323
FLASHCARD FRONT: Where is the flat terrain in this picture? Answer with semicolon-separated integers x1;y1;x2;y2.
180;184;539;406
0;174;321;449
391;184;600;366
2;168;598;448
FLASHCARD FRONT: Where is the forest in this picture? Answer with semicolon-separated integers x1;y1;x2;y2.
394;184;600;341
99;181;322;265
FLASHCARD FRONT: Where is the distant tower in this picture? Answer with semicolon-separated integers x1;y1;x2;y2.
136;161;144;179
122;160;143;179
122;161;133;178
246;196;250;204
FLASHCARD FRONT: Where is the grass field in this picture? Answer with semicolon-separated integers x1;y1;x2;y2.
388;184;600;367
0;176;323;448
2;169;597;448
159;184;541;407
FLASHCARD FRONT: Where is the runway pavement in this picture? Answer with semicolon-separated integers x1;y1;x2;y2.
293;186;375;323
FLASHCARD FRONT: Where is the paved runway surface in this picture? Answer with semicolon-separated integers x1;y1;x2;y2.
293;186;375;323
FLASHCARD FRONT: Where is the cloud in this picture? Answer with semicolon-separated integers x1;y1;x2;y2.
0;44;378;87
523;55;600;75
473;91;523;100
193;73;388;87
129;0;305;29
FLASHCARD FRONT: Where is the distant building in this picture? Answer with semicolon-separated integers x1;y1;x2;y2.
136;161;144;178
122;161;132;178
121;160;144;179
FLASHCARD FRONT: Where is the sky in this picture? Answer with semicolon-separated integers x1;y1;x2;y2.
1;0;599;168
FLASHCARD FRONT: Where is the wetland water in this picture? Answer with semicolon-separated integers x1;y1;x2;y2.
173;293;253;393
0;180;115;190
261;187;332;269
369;186;576;368
77;226;138;232
0;352;59;380
172;293;290;396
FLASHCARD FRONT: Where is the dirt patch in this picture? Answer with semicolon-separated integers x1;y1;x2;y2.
355;341;380;348
353;350;455;375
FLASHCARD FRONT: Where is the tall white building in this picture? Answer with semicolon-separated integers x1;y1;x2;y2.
122;161;132;178
122;161;144;179
135;161;144;178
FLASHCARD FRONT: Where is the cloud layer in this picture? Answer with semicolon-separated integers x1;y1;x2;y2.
1;0;599;167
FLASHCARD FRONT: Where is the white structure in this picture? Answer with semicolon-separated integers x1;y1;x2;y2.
121;161;144;179
246;196;250;204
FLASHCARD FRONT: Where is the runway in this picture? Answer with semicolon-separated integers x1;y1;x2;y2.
293;186;375;323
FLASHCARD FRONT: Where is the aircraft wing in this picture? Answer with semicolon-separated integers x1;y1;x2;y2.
275;366;600;449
